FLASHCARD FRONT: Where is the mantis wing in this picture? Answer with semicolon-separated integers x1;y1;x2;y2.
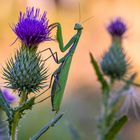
51;56;72;112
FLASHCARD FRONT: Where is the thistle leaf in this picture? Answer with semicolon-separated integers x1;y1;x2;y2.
0;90;13;119
15;97;35;113
8;97;35;135
89;52;109;92
104;115;128;140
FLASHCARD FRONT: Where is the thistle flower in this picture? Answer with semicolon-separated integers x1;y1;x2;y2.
13;7;52;47
107;17;127;37
1;88;16;104
100;17;129;80
3;46;49;93
120;87;140;120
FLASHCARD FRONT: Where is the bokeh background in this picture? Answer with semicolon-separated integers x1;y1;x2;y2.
1;0;140;140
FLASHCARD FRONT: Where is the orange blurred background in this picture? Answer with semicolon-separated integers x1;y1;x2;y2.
1;0;140;140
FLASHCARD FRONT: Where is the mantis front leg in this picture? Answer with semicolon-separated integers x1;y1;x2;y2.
49;23;77;52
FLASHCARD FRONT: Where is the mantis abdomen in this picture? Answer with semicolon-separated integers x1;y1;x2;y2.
51;55;73;112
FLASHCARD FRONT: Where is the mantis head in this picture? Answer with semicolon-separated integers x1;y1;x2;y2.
74;23;83;31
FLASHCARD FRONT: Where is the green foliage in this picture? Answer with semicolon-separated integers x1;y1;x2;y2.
90;52;109;93
104;115;128;140
0;89;14;136
14;97;35;114
3;45;49;93
9;96;35;136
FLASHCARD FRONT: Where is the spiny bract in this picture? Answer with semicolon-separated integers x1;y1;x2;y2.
100;42;129;80
3;46;49;93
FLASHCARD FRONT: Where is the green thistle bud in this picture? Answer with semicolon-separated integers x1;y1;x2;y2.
100;38;129;80
3;45;48;93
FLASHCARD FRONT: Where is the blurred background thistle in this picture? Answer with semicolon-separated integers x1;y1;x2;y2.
101;17;129;81
90;17;140;140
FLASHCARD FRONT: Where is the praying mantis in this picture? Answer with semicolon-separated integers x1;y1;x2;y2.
37;6;93;113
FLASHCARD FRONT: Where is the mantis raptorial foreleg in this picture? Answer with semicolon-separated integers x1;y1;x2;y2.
49;23;77;52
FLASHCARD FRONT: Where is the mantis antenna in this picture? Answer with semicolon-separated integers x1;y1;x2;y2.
81;16;95;24
79;2;81;23
78;2;94;25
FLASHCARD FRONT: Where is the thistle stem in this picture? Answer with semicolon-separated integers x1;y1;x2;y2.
97;81;111;140
101;90;110;140
11;91;27;140
100;81;116;140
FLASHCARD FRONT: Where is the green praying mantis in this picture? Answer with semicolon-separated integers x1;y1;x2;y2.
37;7;93;113
48;22;83;112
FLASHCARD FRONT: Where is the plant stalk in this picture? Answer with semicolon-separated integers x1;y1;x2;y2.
30;112;64;140
11;91;27;140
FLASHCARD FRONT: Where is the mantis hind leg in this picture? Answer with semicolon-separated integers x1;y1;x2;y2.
35;73;61;104
35;74;54;98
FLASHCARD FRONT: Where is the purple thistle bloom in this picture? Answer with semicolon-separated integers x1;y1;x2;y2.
107;17;127;37
1;89;16;104
13;7;52;47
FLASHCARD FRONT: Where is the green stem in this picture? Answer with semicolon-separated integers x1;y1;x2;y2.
30;112;64;140
101;81;115;140
11;91;27;140
102;90;110;140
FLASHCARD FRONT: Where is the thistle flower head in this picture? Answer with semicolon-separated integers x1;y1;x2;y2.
101;19;129;80
3;46;49;93
107;17;127;37
1;88;16;104
13;7;52;47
